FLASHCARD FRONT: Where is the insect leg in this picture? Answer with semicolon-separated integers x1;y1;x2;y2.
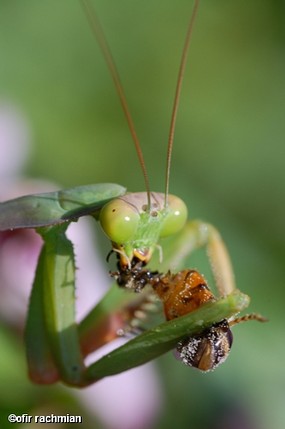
163;220;236;296
25;224;87;386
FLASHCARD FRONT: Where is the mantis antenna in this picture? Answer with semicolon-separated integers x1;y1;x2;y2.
79;0;152;210
164;0;200;207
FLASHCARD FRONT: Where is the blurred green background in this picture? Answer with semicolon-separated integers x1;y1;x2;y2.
0;0;284;428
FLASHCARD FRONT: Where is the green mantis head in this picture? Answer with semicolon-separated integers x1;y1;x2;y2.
99;192;187;268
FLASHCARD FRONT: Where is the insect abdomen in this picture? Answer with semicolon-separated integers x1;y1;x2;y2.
152;269;215;320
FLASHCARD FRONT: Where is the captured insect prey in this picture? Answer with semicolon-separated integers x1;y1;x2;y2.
116;268;266;372
176;319;233;372
167;271;267;371
176;312;268;372
0;0;266;387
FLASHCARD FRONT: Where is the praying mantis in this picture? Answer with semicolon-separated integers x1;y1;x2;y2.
0;0;265;387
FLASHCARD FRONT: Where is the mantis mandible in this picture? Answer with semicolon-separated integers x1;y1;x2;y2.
0;0;265;387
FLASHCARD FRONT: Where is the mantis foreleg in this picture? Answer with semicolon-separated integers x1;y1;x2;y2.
25;224;87;386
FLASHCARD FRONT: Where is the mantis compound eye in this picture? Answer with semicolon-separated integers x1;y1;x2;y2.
99;198;140;244
175;319;233;372
159;195;188;237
